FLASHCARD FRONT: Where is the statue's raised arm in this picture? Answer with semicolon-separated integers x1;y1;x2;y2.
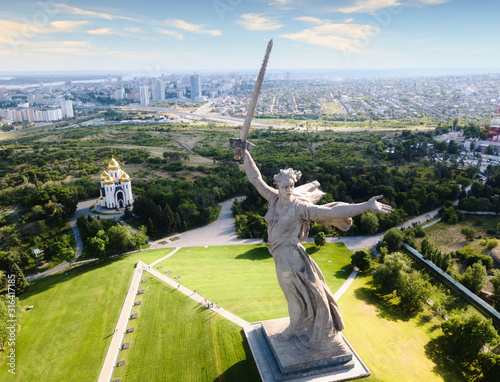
242;149;276;202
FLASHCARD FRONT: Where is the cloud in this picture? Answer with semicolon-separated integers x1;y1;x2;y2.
57;4;135;21
416;0;449;4
86;28;125;36
124;27;143;33
0;19;89;46
50;20;89;31
337;0;401;13
30;40;93;54
159;29;184;40
280;18;379;53
268;0;308;9
164;19;221;36
336;0;449;13
3;38;94;55
295;16;323;25
236;14;283;31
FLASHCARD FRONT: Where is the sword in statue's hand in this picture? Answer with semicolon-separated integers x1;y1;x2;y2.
230;39;273;160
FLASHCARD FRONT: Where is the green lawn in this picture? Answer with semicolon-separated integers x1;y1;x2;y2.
156;243;354;323
339;274;464;382
0;250;168;382
111;275;260;382
0;242;467;382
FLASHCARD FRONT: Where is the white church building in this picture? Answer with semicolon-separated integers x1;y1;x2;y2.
99;158;133;209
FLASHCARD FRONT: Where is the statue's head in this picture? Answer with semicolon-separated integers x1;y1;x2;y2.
274;168;301;200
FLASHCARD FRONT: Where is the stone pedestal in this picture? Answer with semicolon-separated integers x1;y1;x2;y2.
244;317;371;382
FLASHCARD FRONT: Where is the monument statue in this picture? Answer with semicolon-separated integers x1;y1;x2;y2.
241;149;392;350
231;40;390;379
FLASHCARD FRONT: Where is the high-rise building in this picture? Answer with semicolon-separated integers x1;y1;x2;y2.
113;88;125;101
140;86;150;105
60;100;74;118
151;79;165;102
190;75;201;101
27;94;36;105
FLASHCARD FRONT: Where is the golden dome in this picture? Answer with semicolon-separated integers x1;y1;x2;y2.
100;170;109;181
120;171;131;182
108;157;120;170
104;174;114;185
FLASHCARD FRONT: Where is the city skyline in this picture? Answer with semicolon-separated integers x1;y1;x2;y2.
1;0;499;73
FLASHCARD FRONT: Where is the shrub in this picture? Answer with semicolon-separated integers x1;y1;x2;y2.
461;227;476;241
314;232;326;247
351;249;371;272
486;238;498;250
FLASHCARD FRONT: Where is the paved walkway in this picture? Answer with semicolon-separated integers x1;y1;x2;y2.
146;264;252;330
333;269;359;301
98;260;148;382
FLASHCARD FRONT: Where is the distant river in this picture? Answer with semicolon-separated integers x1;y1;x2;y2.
0;78;117;89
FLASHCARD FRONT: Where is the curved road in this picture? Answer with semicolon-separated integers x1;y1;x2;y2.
150;197;443;252
29;195;443;281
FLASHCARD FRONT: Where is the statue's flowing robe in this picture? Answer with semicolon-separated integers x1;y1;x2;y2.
265;181;352;350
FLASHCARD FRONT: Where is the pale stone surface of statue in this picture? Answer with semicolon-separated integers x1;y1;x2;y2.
242;149;393;351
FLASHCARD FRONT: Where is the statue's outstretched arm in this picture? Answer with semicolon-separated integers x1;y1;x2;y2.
243;150;276;201
310;195;392;221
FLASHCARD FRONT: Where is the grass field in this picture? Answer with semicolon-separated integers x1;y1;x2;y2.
155;243;354;323
321;101;346;114
416;215;499;254
111;276;260;382
339;274;464;382
0;250;166;382
0;242;470;382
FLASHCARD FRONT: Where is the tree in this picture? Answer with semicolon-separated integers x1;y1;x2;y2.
3;261;29;296
441;206;458;224
478;353;500;382
378;246;388;263
314;232;326;247
461;262;488;294
420;237;434;257
404;199;420;215
122;206;133;222
491;270;500;311
360;211;379;235
441;314;499;363
461;227;476;241
351;249;371;272
383;228;403;252
160;204;176;234
135;226;149;251
397;270;431;311
372;252;410;293
87;230;108;260
106;225;136;256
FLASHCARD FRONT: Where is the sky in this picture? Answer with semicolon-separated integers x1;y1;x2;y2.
1;0;499;73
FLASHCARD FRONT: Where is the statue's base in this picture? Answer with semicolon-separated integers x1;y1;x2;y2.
244;317;371;382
